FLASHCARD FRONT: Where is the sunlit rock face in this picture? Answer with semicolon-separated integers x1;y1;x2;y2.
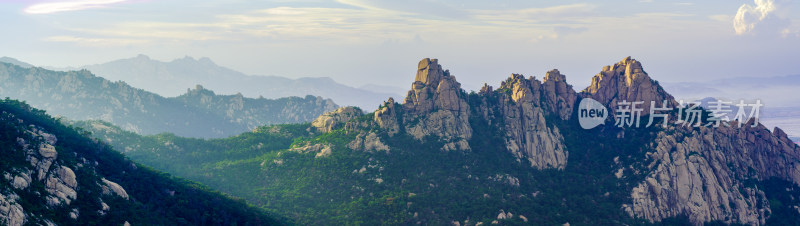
624;119;800;225
473;74;570;169
583;56;678;115
403;58;472;151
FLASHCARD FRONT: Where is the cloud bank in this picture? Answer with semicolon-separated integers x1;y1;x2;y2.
24;0;126;14
733;0;790;35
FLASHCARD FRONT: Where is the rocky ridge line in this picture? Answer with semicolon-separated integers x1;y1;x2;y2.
308;57;800;225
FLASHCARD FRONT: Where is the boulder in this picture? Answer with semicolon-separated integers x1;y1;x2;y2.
312;106;364;133
101;178;129;200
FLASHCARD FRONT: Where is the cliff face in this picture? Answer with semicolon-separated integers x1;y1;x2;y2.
402;58;472;151
474;73;571;169
583;56;678;115
623;120;800;225
374;59;574;167
368;58;572;168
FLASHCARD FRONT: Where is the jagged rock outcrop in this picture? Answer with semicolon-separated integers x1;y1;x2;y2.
365;59;571;166
290;142;333;158
402;58;472;151
348;132;390;153
541;69;578;120
479;74;569;169
583;56;677;115
44;166;78;206
623;119;800;225
0;193;25;226
374;98;400;136
312;106;364;133
101;179;129;200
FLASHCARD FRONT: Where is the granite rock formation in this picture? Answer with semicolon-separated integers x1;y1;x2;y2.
583;56;678;115
402;58;472;151
312;106;364;133
475;74;570;169
623;119;800;225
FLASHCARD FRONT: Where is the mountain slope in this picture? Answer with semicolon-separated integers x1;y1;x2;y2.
75;54;400;110
0;62;337;138
79;57;800;225
0;57;33;68
0;99;281;225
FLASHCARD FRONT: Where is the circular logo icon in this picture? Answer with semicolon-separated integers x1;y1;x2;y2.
578;98;607;129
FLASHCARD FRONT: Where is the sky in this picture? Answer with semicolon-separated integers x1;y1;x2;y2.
1;0;799;92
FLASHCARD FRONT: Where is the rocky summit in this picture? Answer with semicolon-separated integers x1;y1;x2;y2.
583;56;679;115
401;58;473;151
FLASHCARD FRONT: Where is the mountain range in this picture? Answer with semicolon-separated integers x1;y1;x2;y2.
42;55;404;111
72;57;800;225
0;62;337;138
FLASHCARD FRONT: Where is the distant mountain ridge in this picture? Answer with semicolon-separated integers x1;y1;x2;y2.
0;57;34;68
52;54;401;111
0;62;337;138
662;74;800;107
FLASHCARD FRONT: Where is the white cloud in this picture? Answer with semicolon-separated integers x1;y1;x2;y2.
24;0;127;14
43;35;145;46
335;0;467;19
30;2;729;48
733;0;779;35
709;14;732;22
471;4;596;22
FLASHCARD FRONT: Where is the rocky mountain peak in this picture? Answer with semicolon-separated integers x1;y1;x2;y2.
404;58;465;114
414;58;447;86
479;83;493;95
541;69;577;120
583;56;677;115
374;97;400;136
543;69;565;82
401;58;472;151
480;73;570;169
134;54;150;60
509;74;540;103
